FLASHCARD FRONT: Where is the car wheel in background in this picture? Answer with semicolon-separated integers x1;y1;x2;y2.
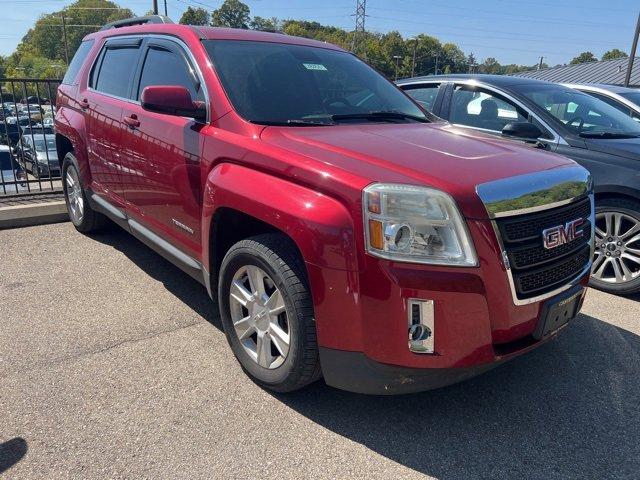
218;233;321;392
591;198;640;295
62;152;107;233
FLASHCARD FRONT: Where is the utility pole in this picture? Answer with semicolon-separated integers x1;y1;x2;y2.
61;13;69;65
393;55;402;80
152;0;158;15
350;0;367;55
434;53;439;75
538;56;544;70
411;38;418;77
164;0;168;16
625;11;640;87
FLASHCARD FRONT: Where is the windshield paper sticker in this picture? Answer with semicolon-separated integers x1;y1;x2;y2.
303;63;327;71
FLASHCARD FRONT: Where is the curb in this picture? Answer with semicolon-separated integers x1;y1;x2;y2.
0;200;68;229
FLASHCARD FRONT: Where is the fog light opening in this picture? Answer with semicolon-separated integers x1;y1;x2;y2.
408;299;434;354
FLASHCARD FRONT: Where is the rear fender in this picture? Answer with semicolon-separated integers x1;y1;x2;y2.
55;107;91;185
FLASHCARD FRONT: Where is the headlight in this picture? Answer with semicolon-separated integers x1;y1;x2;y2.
363;183;477;266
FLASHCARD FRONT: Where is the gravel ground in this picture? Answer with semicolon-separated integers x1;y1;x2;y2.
1;222;639;479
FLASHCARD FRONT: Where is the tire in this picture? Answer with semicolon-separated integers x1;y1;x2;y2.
218;233;321;392
590;197;640;295
62;152;107;233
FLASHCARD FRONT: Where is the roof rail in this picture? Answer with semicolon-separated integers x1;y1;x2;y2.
99;15;173;31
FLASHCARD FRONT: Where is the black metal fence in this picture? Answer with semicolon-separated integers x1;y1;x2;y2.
0;78;61;196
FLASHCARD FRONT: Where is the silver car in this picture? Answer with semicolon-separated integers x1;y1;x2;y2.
16;134;59;178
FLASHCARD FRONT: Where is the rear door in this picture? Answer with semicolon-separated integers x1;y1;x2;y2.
120;37;206;259
82;37;143;204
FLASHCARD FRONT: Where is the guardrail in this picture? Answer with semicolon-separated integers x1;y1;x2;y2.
0;78;61;196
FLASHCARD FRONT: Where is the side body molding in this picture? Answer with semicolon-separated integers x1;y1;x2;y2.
201;163;359;274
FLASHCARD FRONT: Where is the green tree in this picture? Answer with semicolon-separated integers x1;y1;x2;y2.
481;57;501;74
22;0;132;63
570;51;598;65
179;7;210;26
602;48;628;60
211;0;250;29
250;16;280;31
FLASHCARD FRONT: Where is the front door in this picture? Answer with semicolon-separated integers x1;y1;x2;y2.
120;37;206;259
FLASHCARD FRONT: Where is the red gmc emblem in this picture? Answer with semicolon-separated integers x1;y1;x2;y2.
542;218;584;250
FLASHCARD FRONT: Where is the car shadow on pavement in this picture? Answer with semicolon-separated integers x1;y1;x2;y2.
89;227;639;479
0;437;28;474
88;226;223;331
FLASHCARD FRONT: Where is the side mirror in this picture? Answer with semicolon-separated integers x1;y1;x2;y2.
501;122;543;141
140;85;206;122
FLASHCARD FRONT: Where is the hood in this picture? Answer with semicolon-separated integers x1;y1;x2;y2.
585;137;640;160
260;122;577;218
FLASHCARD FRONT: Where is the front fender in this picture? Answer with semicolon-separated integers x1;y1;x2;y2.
202;163;359;273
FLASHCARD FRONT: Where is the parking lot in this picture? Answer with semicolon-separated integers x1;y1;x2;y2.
1;222;639;479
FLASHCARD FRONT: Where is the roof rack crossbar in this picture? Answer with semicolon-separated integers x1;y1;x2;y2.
100;15;173;31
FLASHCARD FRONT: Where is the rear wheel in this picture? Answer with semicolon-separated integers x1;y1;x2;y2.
590;198;640;295
218;234;320;392
62;152;107;233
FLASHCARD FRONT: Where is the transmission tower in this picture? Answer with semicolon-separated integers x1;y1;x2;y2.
351;0;367;54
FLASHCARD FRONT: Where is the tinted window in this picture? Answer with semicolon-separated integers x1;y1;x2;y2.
62;40;94;85
94;45;140;98
203;40;426;125
588;92;631;114
404;84;440;111
520;84;640;136
137;46;203;101
450;86;527;132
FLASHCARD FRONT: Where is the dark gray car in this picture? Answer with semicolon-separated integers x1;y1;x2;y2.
398;74;640;295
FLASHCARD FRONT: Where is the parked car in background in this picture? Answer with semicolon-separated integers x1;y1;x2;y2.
562;83;640;122
398;74;640;294
15;133;59;178
55;18;594;394
0;122;21;147
0;145;26;194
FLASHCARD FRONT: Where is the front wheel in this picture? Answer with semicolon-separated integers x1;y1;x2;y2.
590;198;640;295
218;234;321;392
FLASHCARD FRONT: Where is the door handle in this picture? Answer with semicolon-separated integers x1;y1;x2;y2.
123;114;140;129
79;99;90;111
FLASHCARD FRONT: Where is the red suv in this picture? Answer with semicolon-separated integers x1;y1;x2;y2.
55;16;594;394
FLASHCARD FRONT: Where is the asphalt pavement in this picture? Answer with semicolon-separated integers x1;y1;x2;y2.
1;222;639;479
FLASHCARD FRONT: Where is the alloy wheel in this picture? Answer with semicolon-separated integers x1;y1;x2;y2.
592;210;640;284
228;265;290;369
65;166;84;224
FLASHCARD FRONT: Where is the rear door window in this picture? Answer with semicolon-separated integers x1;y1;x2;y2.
92;41;141;99
403;84;441;111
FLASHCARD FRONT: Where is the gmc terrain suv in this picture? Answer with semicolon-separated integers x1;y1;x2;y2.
56;16;594;394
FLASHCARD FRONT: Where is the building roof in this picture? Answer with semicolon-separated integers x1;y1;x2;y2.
512;58;640;87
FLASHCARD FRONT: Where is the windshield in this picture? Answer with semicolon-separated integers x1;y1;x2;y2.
34;138;56;152
519;84;640;137
619;91;640;106
203;40;427;125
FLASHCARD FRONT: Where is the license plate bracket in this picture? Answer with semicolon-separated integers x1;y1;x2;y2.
533;286;584;340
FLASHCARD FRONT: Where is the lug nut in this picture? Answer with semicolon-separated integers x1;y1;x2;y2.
606;252;611;256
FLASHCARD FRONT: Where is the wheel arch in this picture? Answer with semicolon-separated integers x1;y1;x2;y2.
201;163;359;283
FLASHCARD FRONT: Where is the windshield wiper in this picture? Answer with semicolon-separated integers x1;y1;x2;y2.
331;111;429;123
250;119;335;126
578;131;640;139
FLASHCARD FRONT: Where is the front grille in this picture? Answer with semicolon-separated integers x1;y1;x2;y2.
495;197;592;300
498;198;591;243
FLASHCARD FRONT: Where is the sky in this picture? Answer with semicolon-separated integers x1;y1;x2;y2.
1;0;639;66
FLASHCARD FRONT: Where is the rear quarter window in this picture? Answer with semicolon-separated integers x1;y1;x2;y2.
62;40;94;85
